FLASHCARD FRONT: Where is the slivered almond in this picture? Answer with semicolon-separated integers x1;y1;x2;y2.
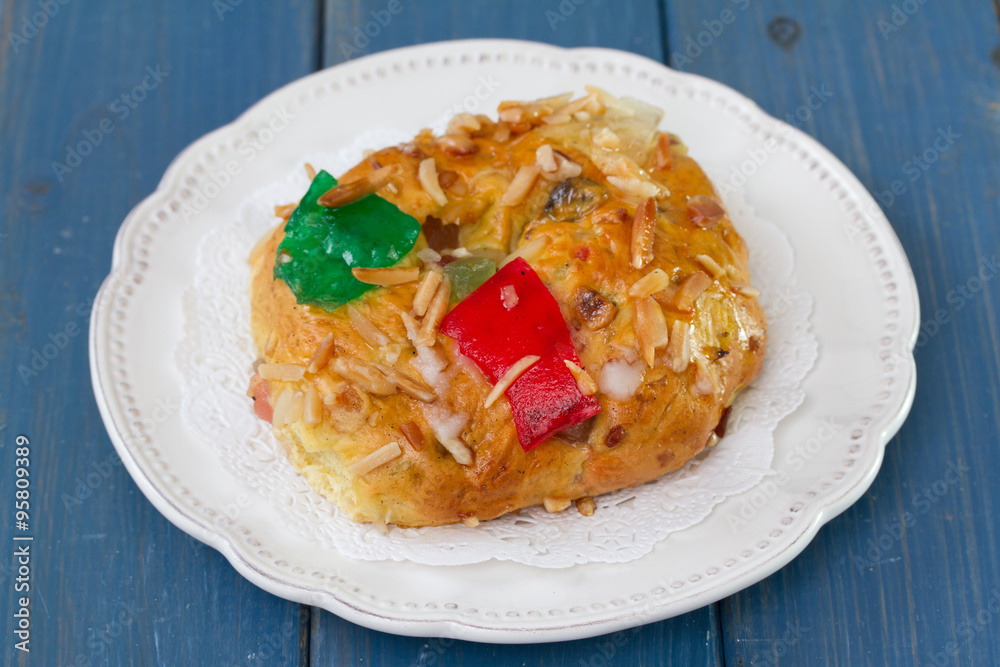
499;235;546;267
733;282;761;298
439;435;474;466
461;516;480;527
307;334;336;374
257;363;306;382
304;163;317;180
273;390;303;428
399;421;425;451
608;176;662;200
543;497;572;513
416;275;451;346
706;432;720;448
541;113;571;125
695;254;727;280
493;122;511;142
418;158;448;206
576;496;596;517
373;363;437;403
328;356;397;395
536;144;558;172
687;195;726;228
693;356;719;395
564;360;598;396
652;133;673;170
318;165;399;208
438;133;478;156
484;355;540;408
499;164;541;207
274;203;297;220
630;197;657;269
634;298;670;367
674;271;713;311
412;270;443;317
543;153;583;181
303;385;323;426
347;305;390;347
629;269;671;299
668;320;692;373
347;442;402;476
501;284;519;310
446;112;481;135
351;266;420;286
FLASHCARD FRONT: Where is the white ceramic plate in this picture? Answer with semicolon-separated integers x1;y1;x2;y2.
90;40;918;643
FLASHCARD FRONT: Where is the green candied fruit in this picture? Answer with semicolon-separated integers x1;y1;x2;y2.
444;257;498;303
274;170;421;311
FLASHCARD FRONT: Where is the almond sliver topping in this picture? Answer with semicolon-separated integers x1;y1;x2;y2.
347;442;402;476
318;165;399;208
674;271;713;311
306;334;336;374
416;275;451;346
668;320;692;373
630;197;657;269
629;268;671;298
483;355;540;409
733;282;761;298
257;363;306;382
564;359;598;396
303;385;323;426
418;158;448;207
347;305;390;347
695;254;727;280
351;266;420;286
438;435;474;466
536;144;558;172
412;270;443;317
499;164;541;207
634;297;669;367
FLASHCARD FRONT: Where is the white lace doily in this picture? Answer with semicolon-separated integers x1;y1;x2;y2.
175;130;817;568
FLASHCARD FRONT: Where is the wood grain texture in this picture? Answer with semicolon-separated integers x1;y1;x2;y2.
664;0;1000;665
0;1;316;665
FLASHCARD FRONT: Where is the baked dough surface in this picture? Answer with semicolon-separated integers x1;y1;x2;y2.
248;90;766;527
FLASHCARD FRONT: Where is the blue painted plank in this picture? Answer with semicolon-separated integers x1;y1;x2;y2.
665;0;1000;664
0;1;317;664
312;1;724;664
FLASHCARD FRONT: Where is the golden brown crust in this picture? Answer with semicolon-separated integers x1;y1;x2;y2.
248;90;766;527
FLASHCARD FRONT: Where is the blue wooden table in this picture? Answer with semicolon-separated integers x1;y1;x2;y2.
2;1;999;664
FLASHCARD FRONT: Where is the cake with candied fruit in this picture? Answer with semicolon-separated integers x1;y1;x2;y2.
247;88;766;527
